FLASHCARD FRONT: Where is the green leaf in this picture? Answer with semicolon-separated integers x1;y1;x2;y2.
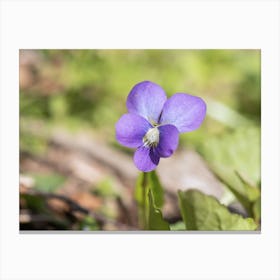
234;171;260;202
170;221;186;231
252;196;261;224
134;171;164;209
134;171;165;229
178;189;258;230
149;171;164;208
148;190;170;230
199;126;261;215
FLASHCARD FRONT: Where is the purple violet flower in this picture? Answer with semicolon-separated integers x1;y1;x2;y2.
115;81;207;172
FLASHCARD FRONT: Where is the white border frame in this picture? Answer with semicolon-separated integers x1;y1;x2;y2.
1;1;280;279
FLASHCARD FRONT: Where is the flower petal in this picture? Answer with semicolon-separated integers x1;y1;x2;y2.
156;124;179;158
126;81;167;123
134;146;160;172
160;93;207;133
115;113;152;148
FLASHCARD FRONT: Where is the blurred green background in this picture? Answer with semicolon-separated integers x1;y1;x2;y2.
20;49;260;145
19;49;261;230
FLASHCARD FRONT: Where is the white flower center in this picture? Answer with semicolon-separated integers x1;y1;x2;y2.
143;127;160;148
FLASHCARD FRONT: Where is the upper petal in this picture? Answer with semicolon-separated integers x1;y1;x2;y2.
115;113;152;148
159;93;206;133
133;146;160;172
126;81;167;123
156;124;179;158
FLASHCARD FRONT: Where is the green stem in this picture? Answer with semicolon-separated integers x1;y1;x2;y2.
142;172;148;230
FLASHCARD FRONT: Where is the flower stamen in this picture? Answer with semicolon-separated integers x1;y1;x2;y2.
143;127;160;148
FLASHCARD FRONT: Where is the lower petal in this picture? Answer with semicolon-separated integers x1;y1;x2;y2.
156;124;179;157
134;146;160;172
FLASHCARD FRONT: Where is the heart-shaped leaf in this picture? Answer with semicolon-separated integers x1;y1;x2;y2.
178;189;258;230
199;126;260;216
